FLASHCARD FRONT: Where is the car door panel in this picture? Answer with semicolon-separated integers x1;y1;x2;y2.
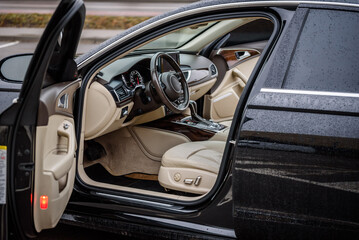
188;78;216;101
204;56;258;122
0;0;85;238
34;80;80;231
232;5;359;239
233;93;359;239
34;116;76;231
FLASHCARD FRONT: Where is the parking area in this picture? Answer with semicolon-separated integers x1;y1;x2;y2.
0;40;102;60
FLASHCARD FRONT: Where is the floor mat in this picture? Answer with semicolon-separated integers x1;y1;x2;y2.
85;164;165;193
83;128;161;176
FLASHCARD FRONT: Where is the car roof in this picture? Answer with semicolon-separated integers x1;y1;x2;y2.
76;0;359;67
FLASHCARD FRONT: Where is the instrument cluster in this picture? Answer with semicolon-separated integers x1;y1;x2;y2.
122;70;145;90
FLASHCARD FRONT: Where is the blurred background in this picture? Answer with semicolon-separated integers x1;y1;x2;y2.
0;0;197;60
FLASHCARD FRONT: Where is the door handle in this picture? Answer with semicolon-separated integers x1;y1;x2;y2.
44;120;76;180
232;68;247;88
235;50;251;60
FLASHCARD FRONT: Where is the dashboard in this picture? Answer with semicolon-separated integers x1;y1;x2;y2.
96;57;152;104
85;52;219;140
95;52;218;107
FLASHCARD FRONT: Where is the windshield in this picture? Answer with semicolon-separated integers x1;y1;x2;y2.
138;22;218;50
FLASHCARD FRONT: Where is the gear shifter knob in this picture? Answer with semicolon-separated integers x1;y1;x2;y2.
189;100;197;116
183;100;225;131
188;100;212;126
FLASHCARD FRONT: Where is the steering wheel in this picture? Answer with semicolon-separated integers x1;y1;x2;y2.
150;52;189;113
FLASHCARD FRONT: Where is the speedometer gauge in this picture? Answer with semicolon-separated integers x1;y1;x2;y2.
129;70;144;88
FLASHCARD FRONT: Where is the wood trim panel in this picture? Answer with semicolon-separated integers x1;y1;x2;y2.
142;115;215;141
187;69;210;86
216;48;260;69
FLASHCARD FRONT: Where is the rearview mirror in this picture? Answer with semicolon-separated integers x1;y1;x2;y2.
0;54;32;82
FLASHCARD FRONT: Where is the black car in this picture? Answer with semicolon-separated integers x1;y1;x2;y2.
0;0;358;239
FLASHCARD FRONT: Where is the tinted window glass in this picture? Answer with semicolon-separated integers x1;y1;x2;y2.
224;19;274;46
138;22;218;50
282;9;359;93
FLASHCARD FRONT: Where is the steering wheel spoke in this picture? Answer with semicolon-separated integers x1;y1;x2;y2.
160;81;166;90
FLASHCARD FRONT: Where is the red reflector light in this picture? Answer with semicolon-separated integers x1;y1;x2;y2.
40;195;48;210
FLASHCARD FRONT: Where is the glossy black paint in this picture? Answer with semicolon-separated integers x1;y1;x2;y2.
233;4;359;239
12;126;35;238
64;174;236;239
233;105;359;239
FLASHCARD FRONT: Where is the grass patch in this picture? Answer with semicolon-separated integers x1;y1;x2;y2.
0;13;151;29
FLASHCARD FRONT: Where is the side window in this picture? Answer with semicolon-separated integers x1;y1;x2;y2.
224;18;274;47
282;9;359;93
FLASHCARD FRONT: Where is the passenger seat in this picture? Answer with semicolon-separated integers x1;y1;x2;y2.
158;141;226;194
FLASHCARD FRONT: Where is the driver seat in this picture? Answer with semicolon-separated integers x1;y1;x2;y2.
158;141;226;194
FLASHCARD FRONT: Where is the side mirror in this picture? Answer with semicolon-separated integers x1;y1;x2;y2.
0;54;32;82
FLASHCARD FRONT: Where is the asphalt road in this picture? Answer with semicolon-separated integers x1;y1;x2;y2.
0;40;100;60
0;41;37;59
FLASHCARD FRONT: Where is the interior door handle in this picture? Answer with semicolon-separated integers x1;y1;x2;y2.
235;50;251;60
44;120;76;180
232;68;247;88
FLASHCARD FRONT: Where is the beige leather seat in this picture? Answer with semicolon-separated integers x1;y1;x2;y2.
219;120;232;127
158;141;226;194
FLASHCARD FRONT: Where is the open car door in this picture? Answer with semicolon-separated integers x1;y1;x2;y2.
0;0;85;238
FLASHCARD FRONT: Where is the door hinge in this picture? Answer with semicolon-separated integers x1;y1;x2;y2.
18;162;34;171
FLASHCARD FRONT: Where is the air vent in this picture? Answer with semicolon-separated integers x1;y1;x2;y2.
210;64;217;76
183;71;191;81
115;87;128;100
181;66;191;81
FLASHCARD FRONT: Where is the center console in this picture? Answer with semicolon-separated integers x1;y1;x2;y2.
143;101;227;142
173;116;226;132
173;100;226;132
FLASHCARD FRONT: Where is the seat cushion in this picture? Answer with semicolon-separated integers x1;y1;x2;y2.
158;141;226;194
219;120;232;127
162;141;225;174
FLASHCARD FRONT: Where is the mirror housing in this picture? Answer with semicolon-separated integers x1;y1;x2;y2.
0;54;32;82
